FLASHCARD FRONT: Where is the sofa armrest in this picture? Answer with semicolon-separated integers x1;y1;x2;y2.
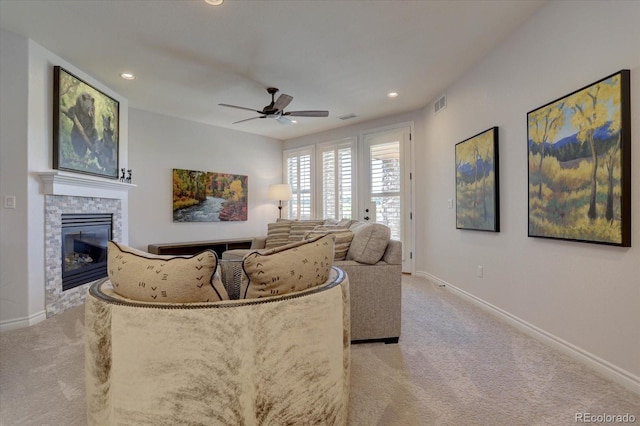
251;236;267;249
382;239;402;265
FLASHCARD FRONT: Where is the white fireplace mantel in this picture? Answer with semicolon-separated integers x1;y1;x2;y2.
38;171;135;200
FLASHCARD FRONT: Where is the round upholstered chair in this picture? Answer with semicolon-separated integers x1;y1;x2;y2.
85;266;350;425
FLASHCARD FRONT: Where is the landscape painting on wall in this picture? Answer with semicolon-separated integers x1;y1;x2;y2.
527;69;630;247
173;168;248;222
455;127;500;232
53;66;119;179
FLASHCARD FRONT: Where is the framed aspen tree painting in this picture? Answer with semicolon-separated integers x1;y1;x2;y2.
455;127;500;232
527;70;631;247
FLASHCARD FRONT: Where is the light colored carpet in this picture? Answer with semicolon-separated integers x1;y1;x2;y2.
1;274;639;425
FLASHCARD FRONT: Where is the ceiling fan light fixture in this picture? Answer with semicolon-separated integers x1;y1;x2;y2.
220;87;329;125
204;0;224;5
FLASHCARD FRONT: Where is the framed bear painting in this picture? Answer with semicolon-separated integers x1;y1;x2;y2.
53;66;120;179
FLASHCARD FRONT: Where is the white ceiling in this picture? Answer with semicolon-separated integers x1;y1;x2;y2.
0;0;546;141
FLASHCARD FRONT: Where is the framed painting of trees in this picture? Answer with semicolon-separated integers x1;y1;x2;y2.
527;70;631;247
173;168;248;222
53;66;119;179
455;127;500;232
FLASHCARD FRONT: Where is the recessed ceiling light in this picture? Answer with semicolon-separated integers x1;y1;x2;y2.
120;73;136;80
387;92;399;98
205;0;224;5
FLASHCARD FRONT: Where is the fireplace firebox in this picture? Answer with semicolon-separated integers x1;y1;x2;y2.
61;213;112;291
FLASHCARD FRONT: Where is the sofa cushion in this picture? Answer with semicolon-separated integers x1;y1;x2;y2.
288;220;325;242
107;241;229;302
304;226;354;261
324;218;356;228
265;220;292;249
241;233;335;299
346;223;391;264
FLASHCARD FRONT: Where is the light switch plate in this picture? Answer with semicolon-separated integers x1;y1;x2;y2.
4;195;16;209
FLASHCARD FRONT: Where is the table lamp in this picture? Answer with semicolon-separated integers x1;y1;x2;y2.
268;184;292;219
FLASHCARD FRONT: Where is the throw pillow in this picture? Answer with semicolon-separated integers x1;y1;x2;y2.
265;220;292;249
288;220;325;242
241;233;335;299
304;226;354;261
346;223;391;264
107;241;229;303
340;218;357;227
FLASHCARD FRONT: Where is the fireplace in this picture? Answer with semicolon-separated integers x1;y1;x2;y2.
61;213;112;291
40;171;132;318
44;194;124;317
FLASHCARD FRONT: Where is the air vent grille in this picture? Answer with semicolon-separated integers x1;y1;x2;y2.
434;95;447;114
338;113;358;121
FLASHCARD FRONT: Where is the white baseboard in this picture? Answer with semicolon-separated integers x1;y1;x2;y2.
0;310;46;332
414;271;640;396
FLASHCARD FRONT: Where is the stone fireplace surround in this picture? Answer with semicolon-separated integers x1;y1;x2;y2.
39;171;134;317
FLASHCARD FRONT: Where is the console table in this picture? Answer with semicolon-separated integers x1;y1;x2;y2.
147;238;252;258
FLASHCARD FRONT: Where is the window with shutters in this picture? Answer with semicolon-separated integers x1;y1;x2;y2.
284;148;314;219
369;141;401;240
284;139;355;221
318;138;355;220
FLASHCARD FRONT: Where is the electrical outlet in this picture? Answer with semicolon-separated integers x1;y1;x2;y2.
476;265;484;278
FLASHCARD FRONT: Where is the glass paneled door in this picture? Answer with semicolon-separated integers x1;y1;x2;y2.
361;126;412;273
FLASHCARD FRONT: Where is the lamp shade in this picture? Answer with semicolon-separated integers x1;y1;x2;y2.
268;184;292;201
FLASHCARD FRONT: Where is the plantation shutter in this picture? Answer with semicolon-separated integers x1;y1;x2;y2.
285;148;314;219
369;141;401;239
318;138;355;220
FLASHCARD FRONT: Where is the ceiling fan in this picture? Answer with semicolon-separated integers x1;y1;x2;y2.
219;87;329;125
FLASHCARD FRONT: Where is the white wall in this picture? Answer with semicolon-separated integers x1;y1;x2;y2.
420;0;640;389
0;29;29;323
0;30;129;327
126;109;284;250
284;110;424;151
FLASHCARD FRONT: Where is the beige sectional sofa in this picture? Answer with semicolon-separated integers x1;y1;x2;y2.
223;219;402;343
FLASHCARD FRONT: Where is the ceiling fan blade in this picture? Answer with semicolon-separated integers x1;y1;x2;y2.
273;94;293;111
232;116;265;124
284;110;329;117
219;103;263;114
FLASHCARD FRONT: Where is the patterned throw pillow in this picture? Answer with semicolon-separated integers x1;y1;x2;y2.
265;220;292;249
107;241;228;302
241;233;335;299
304;226;354;261
288;220;325;242
346;223;391;264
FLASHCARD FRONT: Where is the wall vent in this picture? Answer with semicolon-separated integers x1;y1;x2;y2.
338;113;358;121
434;95;447;114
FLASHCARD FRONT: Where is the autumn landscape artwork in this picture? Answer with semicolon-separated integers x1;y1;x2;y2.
455;127;500;232
527;70;630;246
173;168;248;222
